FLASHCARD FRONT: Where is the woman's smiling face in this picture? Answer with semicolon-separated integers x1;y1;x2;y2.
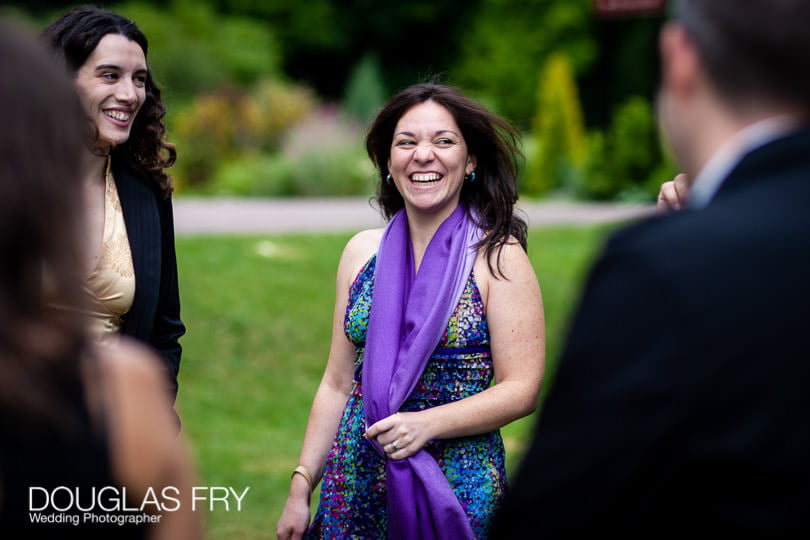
74;33;147;152
387;100;476;217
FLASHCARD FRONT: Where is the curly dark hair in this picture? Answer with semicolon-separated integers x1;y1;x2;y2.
366;83;527;276
42;4;176;197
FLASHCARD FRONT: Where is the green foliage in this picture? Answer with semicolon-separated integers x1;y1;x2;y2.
243;79;320;151
15;0;663;152
115;0;280;102
579;95;674;201
343;52;387;125
453;0;595;126
13;0;669;203
201;108;375;197
577;130;614;200
172;91;236;189
176;224;611;537
580;15;665;129
524;54;587;197
171;80;317;189
221;0;342;51
219;0;474;101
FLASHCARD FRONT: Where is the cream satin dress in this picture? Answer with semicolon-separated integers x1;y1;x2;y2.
84;159;135;343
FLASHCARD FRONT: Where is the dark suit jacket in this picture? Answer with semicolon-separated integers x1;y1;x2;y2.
113;159;185;402
490;130;810;537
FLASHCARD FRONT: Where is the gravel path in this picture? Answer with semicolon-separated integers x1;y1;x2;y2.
173;197;655;235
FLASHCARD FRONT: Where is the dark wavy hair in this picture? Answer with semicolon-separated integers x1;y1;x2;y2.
0;20;89;430
366;83;527;276
42;4;176;197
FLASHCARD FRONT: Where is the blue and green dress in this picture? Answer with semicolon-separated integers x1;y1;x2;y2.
307;255;507;539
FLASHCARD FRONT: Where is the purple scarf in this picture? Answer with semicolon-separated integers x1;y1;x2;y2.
362;204;481;540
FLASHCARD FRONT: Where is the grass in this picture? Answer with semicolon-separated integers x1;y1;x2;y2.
174;225;614;538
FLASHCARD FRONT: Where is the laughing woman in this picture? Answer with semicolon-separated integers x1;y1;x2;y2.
277;83;545;539
42;5;185;407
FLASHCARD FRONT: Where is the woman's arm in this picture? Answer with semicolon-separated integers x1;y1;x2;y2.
98;339;202;540
276;229;381;540
365;240;545;459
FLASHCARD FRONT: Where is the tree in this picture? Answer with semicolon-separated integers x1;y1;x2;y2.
524;53;587;197
343;53;387;125
579;95;672;200
452;0;595;127
116;0;280;103
218;0;477;100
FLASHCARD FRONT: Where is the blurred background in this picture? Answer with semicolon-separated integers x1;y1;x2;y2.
3;1;672;537
5;0;674;202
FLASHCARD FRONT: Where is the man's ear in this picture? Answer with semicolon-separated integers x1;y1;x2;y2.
660;21;701;99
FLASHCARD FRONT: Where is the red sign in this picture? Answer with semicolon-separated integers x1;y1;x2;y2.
593;0;667;16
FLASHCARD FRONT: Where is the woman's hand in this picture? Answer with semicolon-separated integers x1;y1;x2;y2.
364;411;432;460
656;173;690;214
276;476;312;540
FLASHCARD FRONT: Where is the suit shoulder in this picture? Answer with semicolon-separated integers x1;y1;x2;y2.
603;213;693;257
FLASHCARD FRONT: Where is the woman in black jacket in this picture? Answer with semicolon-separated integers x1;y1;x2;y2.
43;5;185;403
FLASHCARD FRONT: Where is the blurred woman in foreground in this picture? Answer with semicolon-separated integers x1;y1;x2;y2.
0;20;201;539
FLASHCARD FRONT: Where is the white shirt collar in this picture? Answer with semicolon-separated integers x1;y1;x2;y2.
688;116;800;208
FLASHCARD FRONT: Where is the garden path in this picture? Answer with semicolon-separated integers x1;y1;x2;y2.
173;197;655;235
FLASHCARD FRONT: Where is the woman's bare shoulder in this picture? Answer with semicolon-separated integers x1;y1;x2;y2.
475;234;531;274
344;228;384;259
338;228;384;283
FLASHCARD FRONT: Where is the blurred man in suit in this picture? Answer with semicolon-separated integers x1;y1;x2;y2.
491;0;810;536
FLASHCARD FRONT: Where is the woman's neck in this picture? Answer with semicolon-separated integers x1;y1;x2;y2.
82;146;110;186
406;203;460;272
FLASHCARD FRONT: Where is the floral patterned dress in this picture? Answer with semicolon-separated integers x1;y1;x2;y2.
307;255;507;539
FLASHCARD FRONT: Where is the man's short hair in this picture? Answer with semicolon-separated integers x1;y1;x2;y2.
675;0;810;109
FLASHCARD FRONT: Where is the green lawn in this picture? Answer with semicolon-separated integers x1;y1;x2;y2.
175;225;613;538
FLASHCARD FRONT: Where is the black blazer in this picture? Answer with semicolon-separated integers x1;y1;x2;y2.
491;131;810;537
113;159;185;402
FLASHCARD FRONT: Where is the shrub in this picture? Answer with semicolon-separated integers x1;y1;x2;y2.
242;80;318;151
577;130;615;200
116;0;280;102
453;0;595;127
524;53;587;197
209;107;376;197
210;154;295;197
579;95;672;201
173;90;240;189
172;80;316;190
343;53;387;125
